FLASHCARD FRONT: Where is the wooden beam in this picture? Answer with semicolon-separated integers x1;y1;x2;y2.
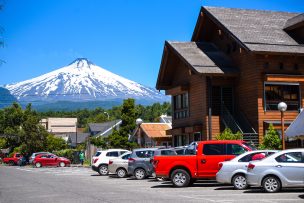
265;74;304;82
165;85;189;96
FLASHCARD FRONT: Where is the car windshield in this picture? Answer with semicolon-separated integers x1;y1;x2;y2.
95;151;101;157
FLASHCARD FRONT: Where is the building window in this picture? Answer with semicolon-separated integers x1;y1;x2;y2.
264;83;300;111
173;93;189;119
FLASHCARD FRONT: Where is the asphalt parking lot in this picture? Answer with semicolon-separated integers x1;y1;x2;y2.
0;166;303;203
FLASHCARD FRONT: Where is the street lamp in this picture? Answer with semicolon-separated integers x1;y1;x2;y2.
136;118;143;146
278;102;287;150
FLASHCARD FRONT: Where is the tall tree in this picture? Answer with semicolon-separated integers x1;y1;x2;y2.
120;98;136;137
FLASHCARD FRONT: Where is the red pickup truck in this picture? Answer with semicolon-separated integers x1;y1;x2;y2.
3;153;23;165
153;140;255;187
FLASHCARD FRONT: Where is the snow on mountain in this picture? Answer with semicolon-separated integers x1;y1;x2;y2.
4;58;168;103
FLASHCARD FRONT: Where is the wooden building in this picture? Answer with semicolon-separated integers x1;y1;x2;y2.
156;7;304;146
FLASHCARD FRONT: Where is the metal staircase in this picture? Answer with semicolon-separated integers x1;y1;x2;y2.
221;103;259;146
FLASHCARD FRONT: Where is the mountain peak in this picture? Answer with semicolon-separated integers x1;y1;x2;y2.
69;58;93;68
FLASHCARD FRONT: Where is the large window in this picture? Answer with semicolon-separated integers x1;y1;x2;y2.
264;83;300;111
173;93;189;119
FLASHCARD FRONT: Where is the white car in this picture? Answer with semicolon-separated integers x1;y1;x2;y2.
246;148;304;192
216;150;277;189
108;152;132;178
91;149;130;175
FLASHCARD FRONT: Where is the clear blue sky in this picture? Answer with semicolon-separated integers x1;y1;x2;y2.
0;0;303;87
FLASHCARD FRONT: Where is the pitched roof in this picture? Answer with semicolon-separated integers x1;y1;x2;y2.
167;41;239;75
89;120;121;133
140;123;172;138
201;6;304;54
67;132;90;145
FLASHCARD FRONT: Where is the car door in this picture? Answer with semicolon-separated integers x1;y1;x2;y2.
274;151;304;186
47;155;58;166
198;143;226;177
120;153;131;169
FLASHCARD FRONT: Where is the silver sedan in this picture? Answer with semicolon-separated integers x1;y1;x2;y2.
216;150;277;190
246;148;304;192
108;152;131;178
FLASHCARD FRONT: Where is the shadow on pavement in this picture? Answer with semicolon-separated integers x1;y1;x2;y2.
244;188;304;193
90;174;101;176
151;182;223;189
299;194;304;199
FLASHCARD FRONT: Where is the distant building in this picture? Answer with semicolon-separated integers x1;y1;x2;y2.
40;117;77;135
67;132;90;148
132;123;172;148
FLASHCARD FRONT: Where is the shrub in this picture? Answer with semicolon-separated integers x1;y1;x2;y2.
259;124;282;150
216;128;243;140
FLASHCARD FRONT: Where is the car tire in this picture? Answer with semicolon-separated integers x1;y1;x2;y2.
134;168;146;180
116;168;127;178
9;160;15;166
171;169;191;187
232;174;248;190
35;162;42;168
262;176;281;193
98;164;108;176
59;162;66;167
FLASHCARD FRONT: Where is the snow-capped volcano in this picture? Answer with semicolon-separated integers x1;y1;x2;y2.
5;58;168;103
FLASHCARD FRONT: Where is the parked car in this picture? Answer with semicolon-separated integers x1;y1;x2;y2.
128;148;159;180
108;152;132;178
33;154;71;167
216;150;278;189
246;148;304;193
29;152;54;164
153;140;255;187
2;153;22;165
154;148;177;156
92;149;130;176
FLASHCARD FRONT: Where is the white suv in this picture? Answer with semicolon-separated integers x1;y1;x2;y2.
92;149;130;175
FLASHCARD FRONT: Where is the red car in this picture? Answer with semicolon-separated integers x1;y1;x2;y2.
153;140;255;187
33;154;71;168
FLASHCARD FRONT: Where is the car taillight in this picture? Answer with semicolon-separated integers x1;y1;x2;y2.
218;162;223;170
128;158;135;163
93;158;99;164
248;163;255;170
109;160;113;165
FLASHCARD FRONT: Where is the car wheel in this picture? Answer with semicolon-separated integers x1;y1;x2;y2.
9;160;15;166
171;169;191;187
262;176;281;193
116;168;127;178
232;174;248;190
98;165;108;176
35;162;42;168
59;162;66;167
134;168;146;180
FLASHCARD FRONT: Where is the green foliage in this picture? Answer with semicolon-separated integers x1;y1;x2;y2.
120;99;136;137
76;143;86;151
90;136;108;149
216;128;243;140
0;103;49;155
54;149;76;162
259;124;282;150
0;137;6;149
46;134;67;152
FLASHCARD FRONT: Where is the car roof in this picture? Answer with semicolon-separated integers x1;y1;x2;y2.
133;148;159;151
255;148;304;162
96;149;128;152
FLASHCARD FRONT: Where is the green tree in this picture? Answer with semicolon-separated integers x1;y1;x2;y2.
259;124;282;149
216;128;243;140
46;134;67;152
0;137;6;149
120;99;136;137
90;136;108;149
